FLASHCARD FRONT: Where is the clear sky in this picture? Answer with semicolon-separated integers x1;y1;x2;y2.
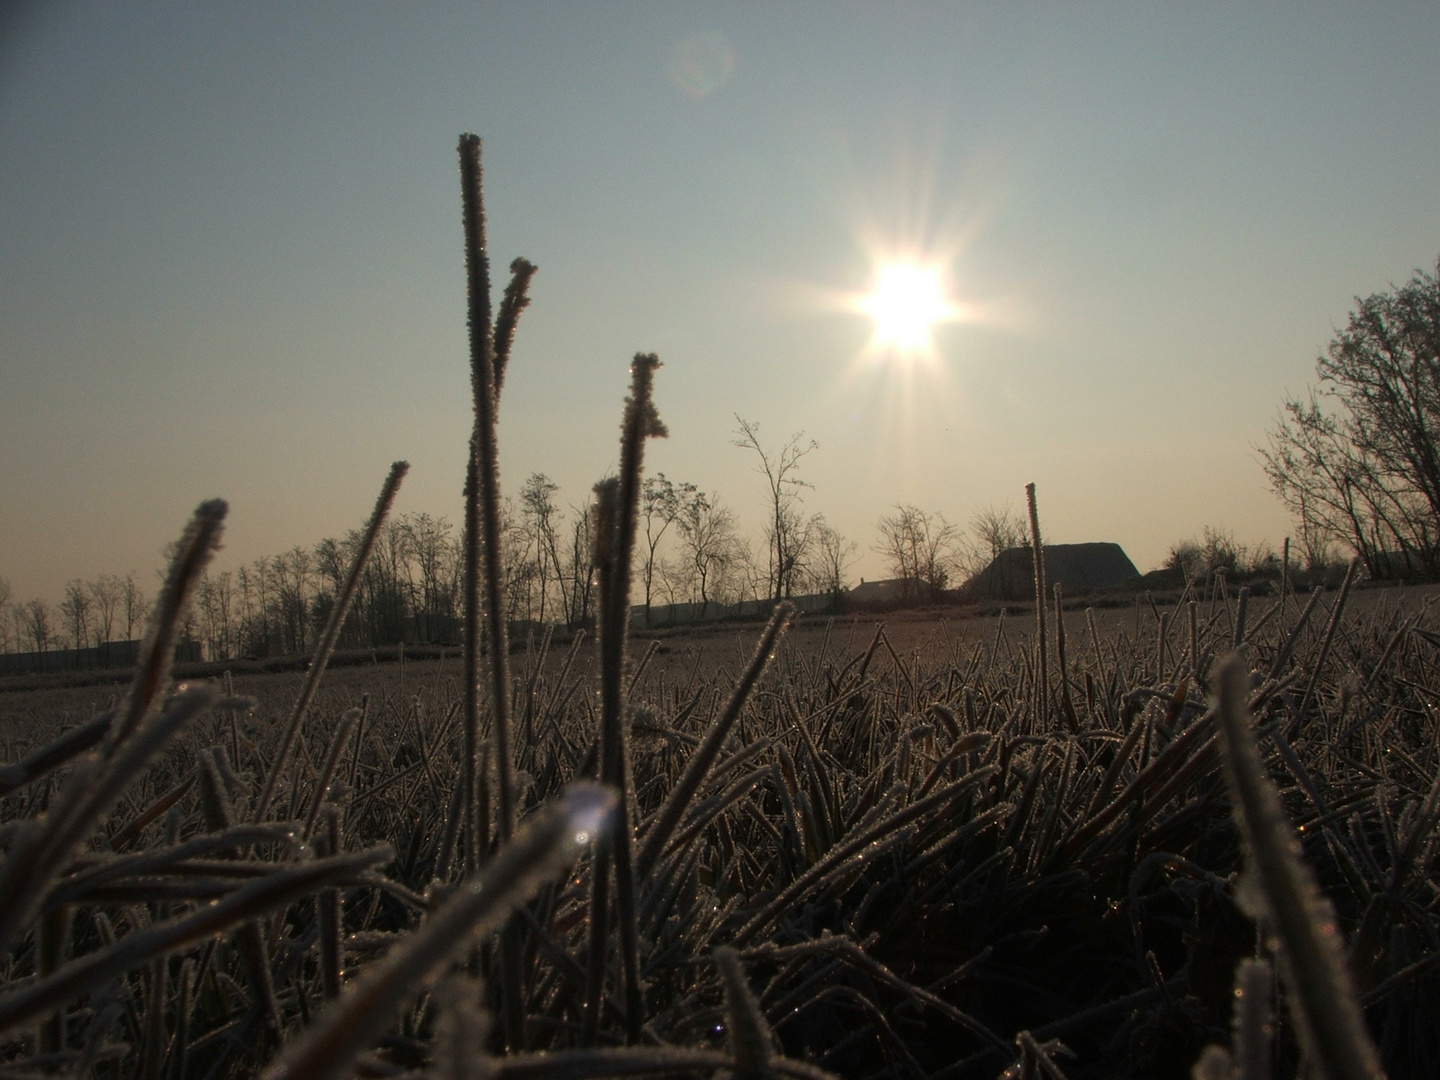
5;3;1440;604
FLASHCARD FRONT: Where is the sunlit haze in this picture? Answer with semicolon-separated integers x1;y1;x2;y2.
4;5;1440;606
862;263;953;354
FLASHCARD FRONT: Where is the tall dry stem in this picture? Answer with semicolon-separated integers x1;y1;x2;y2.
458;135;539;1051
459;134;537;866
585;354;667;1043
109;498;227;750
1026;483;1048;729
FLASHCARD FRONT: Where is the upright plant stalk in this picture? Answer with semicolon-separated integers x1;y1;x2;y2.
1189;601;1199;677
493;256;537;401
458;134;539;1052
1280;536;1291;612
252;461;408;825
459;134;525;863
1234;586;1251;648
110;499;228;751
1214;653;1383;1080
1026;482;1048;729
1053;584;1078;733
586;354;667;1044
459;133;495;877
583;486;619;1046
316;807;345;1001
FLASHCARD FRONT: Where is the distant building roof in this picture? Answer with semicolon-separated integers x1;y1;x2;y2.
964;543;1140;602
847;577;938;606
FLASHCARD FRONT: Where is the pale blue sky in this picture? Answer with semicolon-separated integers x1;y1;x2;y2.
4;3;1440;602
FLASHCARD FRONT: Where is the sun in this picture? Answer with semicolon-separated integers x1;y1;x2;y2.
861;261;953;353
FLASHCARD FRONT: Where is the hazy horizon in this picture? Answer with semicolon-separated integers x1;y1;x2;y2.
5;3;1440;608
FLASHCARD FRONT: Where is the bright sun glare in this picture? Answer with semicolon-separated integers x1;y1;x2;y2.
861;262;952;353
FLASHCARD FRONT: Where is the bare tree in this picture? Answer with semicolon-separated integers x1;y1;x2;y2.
1165;539;1206;584
197;570;235;660
779;505;819;598
22;598;53;654
733;416;818;601
89;574;122;644
807;514;857;597
637;473;698;626
562;499;597;629
235;562;262;654
517;474;565;627
0;577;12;653
967;505;1027;572
312;536;345;634
365;521;410;644
120;572;145;641
60;579;92;654
401;512;457;626
1166;527;1244;583
248;555;277;654
275;546;313;653
1262;258;1440;576
874;505;960;601
655;554;688;610
676;493;744;615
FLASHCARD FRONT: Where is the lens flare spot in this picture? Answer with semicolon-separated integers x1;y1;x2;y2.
669;32;735;98
563;783;616;847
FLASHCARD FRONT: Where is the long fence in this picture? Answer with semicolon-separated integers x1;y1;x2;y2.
0;640;202;678
0;594;845;677
630;591;842;628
